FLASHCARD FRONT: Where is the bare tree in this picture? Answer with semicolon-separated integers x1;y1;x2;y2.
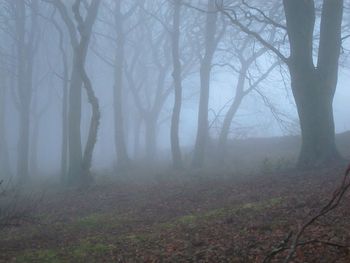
125;9;173;161
13;0;39;182
0;57;11;179
50;13;70;182
192;0;223;168
219;0;344;168
171;0;183;169
112;1;139;169
49;0;101;185
216;21;281;160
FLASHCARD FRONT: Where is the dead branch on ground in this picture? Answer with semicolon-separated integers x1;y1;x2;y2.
263;164;350;263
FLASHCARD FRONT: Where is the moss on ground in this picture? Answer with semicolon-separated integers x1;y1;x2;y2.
12;197;283;262
16;249;62;263
160;197;283;230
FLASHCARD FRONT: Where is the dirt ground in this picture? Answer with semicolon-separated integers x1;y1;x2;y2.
1;165;350;263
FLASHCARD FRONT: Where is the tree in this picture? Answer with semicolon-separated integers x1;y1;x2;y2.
72;0;101;183
220;0;344;168
216;32;279;160
124;6;173;161
112;1;139;169
192;0;222;168
13;0;39;181
49;0;101;185
0;57;11;179
50;14;69;182
171;0;183;169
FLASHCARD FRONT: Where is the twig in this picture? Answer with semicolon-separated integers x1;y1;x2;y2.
263;163;350;263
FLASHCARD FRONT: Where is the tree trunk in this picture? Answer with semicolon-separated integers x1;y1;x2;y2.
0;75;11;178
171;0;183;169
17;103;31;181
284;0;343;168
218;96;243;158
61;55;69;183
145;116;157;161
30;113;39;176
15;0;32;182
67;58;83;184
72;0;101;184
289;67;339;168
192;64;211;167
192;0;218;168
113;1;129;169
217;64;247;160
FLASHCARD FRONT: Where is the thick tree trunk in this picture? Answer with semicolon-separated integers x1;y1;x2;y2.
171;0;183;169
192;0;218;168
290;67;339;168
113;1;129;169
284;0;343;168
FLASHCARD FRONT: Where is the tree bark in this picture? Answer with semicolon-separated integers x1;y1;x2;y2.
72;0;101;184
284;0;343;167
221;0;343;168
192;0;218;168
61;45;69;183
113;1;130;169
51;16;69;183
67;53;83;184
0;71;11;178
52;0;101;185
145;115;157;160
171;0;183;169
15;0;37;181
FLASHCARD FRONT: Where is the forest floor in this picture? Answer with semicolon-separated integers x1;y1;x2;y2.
1;166;350;263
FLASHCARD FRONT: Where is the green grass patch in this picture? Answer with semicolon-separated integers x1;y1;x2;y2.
70;240;111;260
16;249;62;263
72;212;132;231
160;197;283;230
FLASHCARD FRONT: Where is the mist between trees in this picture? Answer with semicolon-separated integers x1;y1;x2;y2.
0;0;349;186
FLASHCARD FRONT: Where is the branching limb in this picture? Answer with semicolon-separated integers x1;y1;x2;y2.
263;164;350;263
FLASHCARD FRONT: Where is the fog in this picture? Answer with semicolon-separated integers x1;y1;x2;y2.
1;0;348;180
2;0;350;261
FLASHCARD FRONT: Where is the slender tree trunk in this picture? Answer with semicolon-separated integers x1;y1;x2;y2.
145;115;157;160
57;25;69;183
15;0;31;181
30;113;39;176
133;115;141;159
72;0;101;184
61;55;69;183
218;96;243;158
67;57;83;184
171;0;183;169
113;1;129;169
192;0;218;168
0;75;11;178
17;102;31;180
